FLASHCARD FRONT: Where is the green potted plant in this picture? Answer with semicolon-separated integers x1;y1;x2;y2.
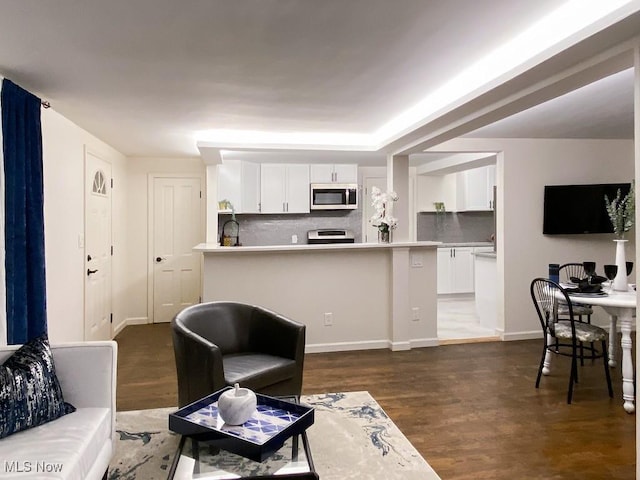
604;181;635;291
605;182;634;239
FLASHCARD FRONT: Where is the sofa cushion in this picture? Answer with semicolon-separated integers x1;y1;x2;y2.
0;407;111;479
223;353;296;390
0;334;75;439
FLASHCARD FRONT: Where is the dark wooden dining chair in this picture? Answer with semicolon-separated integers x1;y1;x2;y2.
558;263;594;323
558;262;596;363
530;278;612;404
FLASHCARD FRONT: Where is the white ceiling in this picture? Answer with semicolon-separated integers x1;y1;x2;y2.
0;1;636;161
465;67;635;140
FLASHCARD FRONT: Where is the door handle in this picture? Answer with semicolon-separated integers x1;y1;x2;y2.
87;268;98;276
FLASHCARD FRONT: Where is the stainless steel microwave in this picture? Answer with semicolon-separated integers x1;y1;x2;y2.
310;183;358;210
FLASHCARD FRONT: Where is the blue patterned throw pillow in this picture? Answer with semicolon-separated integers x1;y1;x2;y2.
0;334;75;439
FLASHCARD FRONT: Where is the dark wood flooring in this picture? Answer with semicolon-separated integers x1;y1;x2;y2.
115;323;636;480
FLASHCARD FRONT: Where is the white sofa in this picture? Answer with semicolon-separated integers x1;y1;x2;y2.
0;341;117;480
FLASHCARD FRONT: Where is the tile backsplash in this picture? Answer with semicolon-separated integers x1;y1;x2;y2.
219;210;362;246
219;210;492;246
417;211;494;243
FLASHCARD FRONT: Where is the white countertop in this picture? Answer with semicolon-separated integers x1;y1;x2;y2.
194;241;441;253
474;252;497;259
439;242;494;248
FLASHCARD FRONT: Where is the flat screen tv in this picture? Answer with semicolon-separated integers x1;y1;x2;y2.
543;183;632;235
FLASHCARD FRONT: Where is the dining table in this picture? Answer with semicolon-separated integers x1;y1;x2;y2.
564;286;637;413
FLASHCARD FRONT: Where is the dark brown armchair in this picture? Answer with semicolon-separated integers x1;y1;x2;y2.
172;301;306;407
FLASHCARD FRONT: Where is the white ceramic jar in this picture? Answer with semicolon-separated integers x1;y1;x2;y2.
217;383;257;425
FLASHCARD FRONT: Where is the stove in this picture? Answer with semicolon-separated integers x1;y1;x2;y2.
307;229;355;244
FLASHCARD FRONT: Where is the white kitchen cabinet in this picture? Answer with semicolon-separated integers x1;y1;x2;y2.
217;160;260;213
456;165;496;211
260;164;310;213
486;164;496;209
310;164;358;183
437;246;475;294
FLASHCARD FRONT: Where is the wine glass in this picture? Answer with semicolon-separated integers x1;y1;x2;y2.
626;261;633;277
604;264;618;293
583;261;596;283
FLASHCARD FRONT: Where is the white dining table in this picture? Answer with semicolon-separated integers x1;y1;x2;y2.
564;287;637;413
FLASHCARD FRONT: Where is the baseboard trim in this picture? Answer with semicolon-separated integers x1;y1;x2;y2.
113;317;149;338
306;338;443;353
390;341;411;351
439;336;501;346
305;340;391;354
409;338;440;348
502;331;542;341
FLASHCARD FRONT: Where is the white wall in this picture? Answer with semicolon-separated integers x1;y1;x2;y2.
41;113;207;339
41;108;127;342
431;137;634;338
122;157;205;328
200;244;438;352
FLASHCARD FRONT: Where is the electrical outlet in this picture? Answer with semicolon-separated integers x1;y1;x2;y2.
411;307;420;321
324;312;333;326
291;234;298;244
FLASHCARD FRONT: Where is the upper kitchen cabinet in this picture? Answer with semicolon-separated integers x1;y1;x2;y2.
310;164;358;183
217;160;260;213
260;164;310;213
456;164;496;211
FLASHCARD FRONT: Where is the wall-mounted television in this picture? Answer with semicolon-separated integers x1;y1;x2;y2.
543;183;632;235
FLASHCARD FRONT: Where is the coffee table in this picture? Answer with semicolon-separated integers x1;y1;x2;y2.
166;396;318;479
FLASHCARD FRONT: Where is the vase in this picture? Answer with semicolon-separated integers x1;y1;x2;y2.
613;239;629;291
378;229;390;243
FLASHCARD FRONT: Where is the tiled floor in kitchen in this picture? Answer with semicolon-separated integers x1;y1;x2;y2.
437;294;499;344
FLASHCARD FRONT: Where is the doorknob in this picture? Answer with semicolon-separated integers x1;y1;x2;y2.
156;257;164;263
87;268;98;276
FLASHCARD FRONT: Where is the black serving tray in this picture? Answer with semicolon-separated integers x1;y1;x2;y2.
168;388;315;462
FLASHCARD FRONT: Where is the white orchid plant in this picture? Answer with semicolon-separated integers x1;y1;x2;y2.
370;186;398;233
604;181;635;239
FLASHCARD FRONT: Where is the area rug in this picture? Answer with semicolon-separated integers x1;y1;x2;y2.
109;391;440;479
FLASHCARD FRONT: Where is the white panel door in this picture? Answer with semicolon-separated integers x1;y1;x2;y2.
152;177;203;323
84;151;112;341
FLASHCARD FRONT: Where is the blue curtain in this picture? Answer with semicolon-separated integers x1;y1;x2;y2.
1;78;47;344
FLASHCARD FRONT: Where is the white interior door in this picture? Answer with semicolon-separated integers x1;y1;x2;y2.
84;151;112;341
364;177;386;243
152;177;203;323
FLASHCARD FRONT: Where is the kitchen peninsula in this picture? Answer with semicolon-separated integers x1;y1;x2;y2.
195;241;440;353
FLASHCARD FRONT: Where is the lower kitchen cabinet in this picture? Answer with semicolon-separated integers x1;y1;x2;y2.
437;247;475;294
